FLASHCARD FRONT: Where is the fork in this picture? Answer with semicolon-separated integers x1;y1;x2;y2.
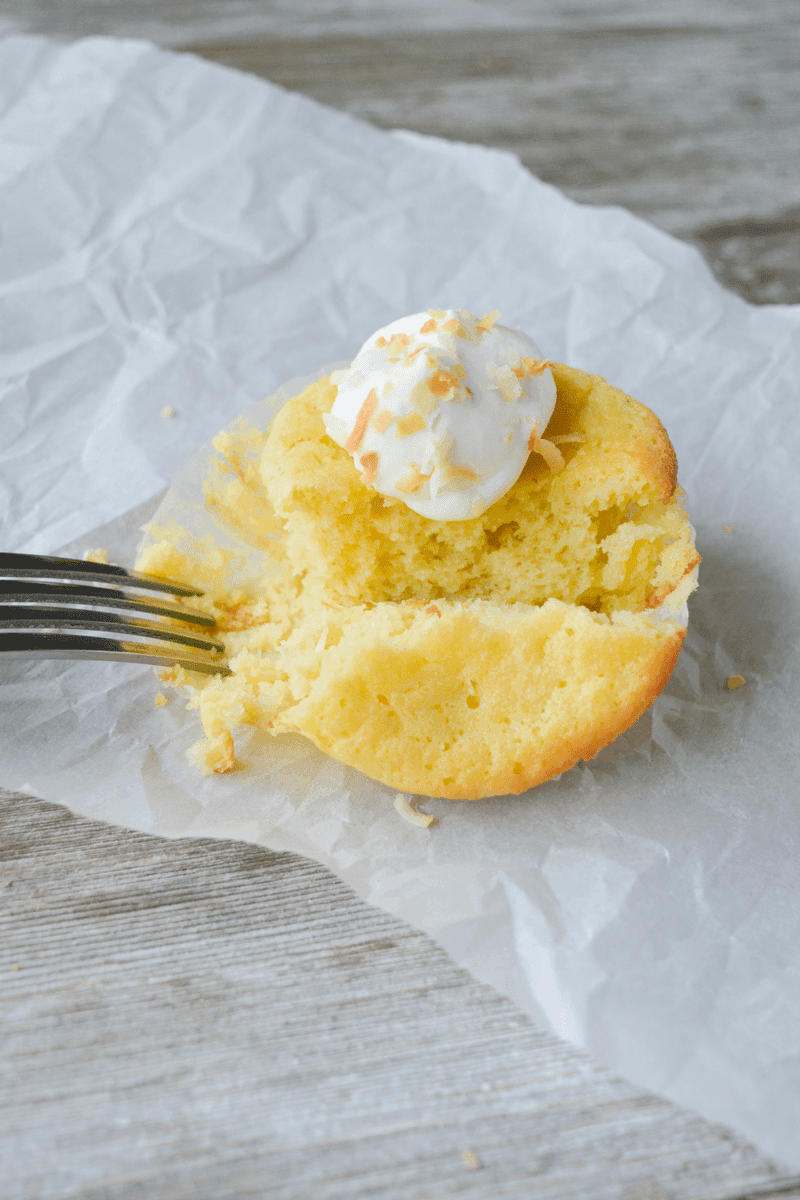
0;553;229;675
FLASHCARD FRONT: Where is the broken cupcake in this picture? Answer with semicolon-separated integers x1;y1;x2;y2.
138;308;699;800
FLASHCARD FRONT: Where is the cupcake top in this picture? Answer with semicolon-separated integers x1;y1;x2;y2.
323;308;557;520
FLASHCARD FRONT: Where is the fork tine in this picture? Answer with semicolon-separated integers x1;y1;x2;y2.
0;580;215;626
0;553;201;596
0;605;225;653
0;631;230;675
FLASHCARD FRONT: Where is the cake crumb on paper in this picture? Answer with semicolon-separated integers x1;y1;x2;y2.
154;692;169;707
160;405;176;419
394;794;435;828
727;674;746;690
461;1150;481;1170
723;524;733;533
84;547;109;564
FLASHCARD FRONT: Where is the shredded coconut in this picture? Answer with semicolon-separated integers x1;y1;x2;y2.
394;794;435;827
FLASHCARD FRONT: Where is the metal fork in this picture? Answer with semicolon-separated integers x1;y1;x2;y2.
0;553;229;675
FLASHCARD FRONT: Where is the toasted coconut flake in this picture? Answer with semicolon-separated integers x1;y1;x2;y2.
551;432;587;444
410;378;441;417
495;364;523;402
435;463;480;493
428;367;461;401
536;437;565;472
371;408;394;434
345;388;378;453
396;462;433;494
442;464;479;482
385;332;412;360
84;547;109;564
419;317;437;334
394;794;435;828
727;673;746;690
480;309;500;329
404;344;427;365
155;691;169;707
526;420;565;472
359;451;379;482
523;356;550;376
396;412;427;438
428;308;446;320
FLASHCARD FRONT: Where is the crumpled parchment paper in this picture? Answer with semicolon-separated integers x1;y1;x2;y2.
2;34;800;1168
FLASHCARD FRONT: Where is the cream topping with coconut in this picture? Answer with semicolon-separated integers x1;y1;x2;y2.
322;308;559;520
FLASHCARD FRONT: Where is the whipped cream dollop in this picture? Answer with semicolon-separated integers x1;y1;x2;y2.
323;308;557;520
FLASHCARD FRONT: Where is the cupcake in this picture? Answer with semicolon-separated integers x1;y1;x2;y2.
139;309;698;799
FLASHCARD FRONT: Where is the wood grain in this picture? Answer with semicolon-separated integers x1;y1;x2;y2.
184;27;800;306
3;5;799;302
2;6;800;1194
3;789;800;1200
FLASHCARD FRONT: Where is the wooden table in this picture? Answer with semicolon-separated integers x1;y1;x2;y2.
3;4;800;1196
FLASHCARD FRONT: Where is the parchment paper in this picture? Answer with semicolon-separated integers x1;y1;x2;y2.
2;35;800;1167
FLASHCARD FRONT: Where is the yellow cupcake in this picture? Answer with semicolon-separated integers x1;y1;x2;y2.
139;362;698;798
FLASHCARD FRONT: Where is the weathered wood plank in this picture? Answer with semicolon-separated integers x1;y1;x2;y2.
3;790;800;1199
